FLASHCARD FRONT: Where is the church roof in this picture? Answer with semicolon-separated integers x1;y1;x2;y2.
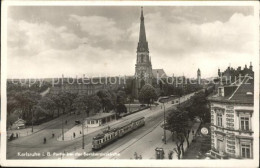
137;7;149;52
152;69;167;78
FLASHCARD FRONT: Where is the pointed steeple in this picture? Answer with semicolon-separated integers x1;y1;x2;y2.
137;7;149;52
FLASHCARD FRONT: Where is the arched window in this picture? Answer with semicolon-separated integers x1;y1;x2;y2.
140;54;144;63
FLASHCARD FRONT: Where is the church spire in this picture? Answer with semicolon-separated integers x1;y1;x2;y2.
137;7;149;52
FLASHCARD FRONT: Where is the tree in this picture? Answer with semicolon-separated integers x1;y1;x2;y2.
166;108;190;159
186;91;210;123
32;105;48;123
38;96;55;117
73;94;102;117
58;92;70;114
116;104;127;115
117;90;127;104
73;94;87;115
49;94;63;117
65;92;78;114
86;95;102;115
15;90;41;122
97;90;114;112
138;84;157;106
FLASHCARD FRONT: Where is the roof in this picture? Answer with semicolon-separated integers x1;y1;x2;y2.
137;7;149;52
87;113;115;120
208;75;254;104
229;77;254;103
152;69;167;78
14;118;26;124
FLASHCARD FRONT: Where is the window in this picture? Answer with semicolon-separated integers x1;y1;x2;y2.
240;117;250;131
217;113;222;127
241;144;251;158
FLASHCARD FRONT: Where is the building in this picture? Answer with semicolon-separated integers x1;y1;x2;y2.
12;118;26;130
133;7;153;98
132;7;166;99
50;77;125;95
84;113;116;127
218;63;254;85
197;68;201;84
208;73;254;159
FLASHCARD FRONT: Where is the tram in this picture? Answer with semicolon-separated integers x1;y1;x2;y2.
92;116;145;150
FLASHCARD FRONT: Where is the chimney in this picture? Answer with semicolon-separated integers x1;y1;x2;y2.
249;62;253;71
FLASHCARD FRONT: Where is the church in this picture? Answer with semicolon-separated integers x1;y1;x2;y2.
132;7;167;99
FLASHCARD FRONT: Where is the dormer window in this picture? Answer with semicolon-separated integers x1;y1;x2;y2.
218;87;224;96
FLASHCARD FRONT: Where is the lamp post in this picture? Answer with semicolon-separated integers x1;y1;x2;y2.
160;97;168;145
82;106;87;149
163;102;166;144
62;114;64;140
31;109;34;133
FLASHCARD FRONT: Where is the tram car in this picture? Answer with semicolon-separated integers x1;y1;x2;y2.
92;116;145;150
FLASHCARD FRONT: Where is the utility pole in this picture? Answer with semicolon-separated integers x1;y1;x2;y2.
128;96;131;113
82;118;84;149
31;109;34;133
82;107;87;149
62;114;64;140
163;102;166;144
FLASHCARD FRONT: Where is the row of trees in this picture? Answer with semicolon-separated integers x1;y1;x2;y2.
165;90;211;159
7;86;128;127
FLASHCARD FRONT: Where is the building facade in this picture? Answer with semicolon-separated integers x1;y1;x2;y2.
133;7;153;98
50;77;125;95
208;74;254;159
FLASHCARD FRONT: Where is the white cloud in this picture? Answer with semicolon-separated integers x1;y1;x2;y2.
69;14;124;43
7;10;256;79
127;12;255;77
7;17;134;78
8;18;83;57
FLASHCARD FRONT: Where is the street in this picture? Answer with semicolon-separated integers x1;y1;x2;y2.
7;93;195;160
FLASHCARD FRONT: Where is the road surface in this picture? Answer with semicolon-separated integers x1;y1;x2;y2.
7;93;195;159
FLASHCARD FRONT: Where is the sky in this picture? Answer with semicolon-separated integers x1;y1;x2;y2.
7;6;256;79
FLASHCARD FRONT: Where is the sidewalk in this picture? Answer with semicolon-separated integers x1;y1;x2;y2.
7;112;85;138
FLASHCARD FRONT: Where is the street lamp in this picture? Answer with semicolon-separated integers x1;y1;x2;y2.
163;101;166;144
31;109;34;133
159;97;168;144
62;114;64;140
82;106;88;149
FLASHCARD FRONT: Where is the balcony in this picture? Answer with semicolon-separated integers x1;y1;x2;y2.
210;149;228;159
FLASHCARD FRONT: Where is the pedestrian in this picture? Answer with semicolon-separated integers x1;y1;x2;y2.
134;152;138;159
168;150;173;159
80;131;82;134
44;137;46;144
52;133;55;138
162;135;164;142
73;132;76;138
16;133;18;138
65;120;68;125
192;130;194;136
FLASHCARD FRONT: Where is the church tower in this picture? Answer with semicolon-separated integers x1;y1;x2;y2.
133;7;153;98
197;68;201;84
